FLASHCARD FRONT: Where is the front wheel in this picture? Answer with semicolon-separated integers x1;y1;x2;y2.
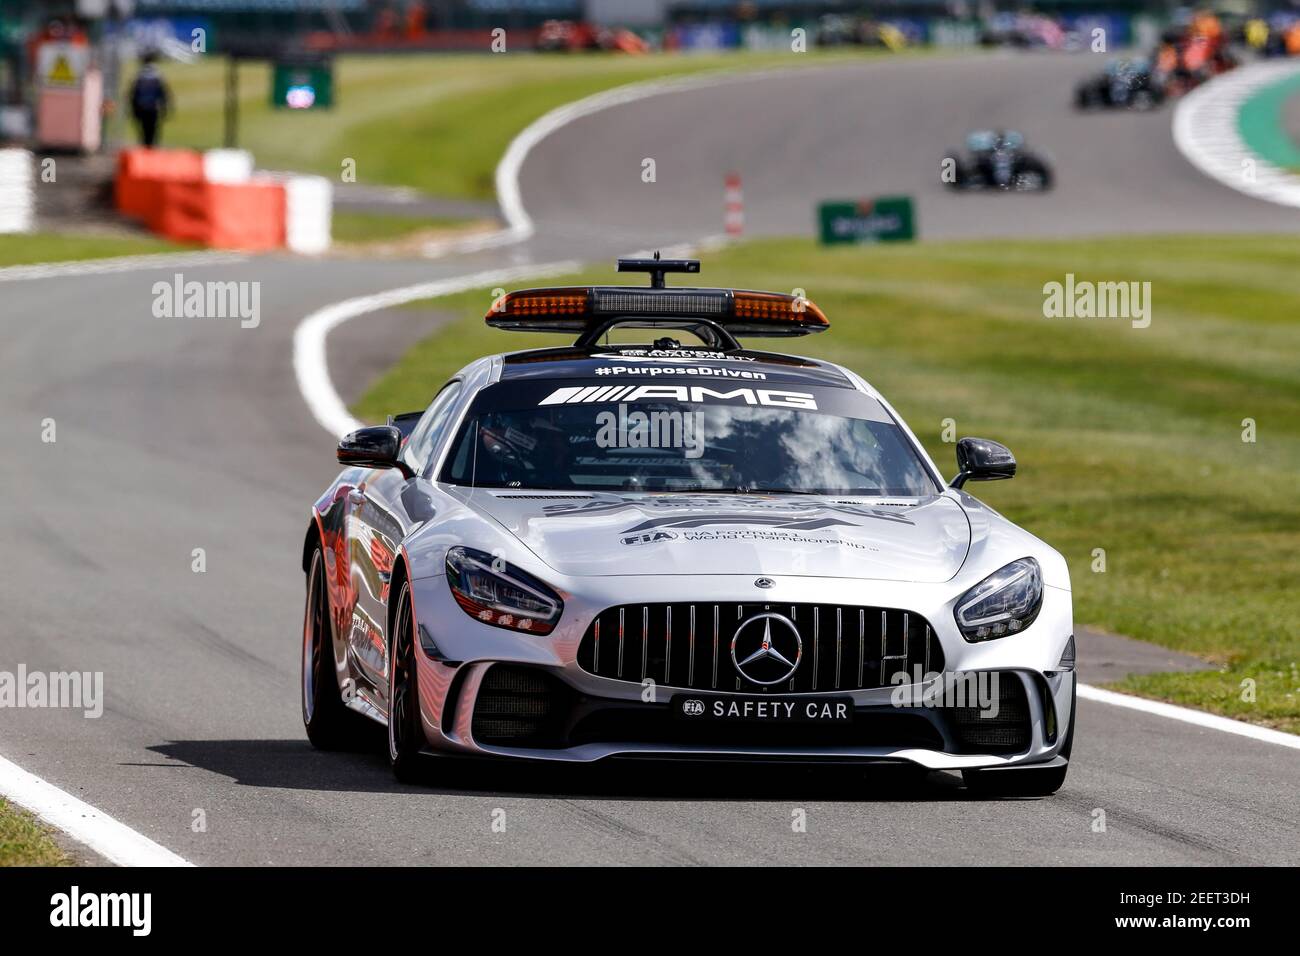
1129;89;1158;111
387;581;426;783
1013;161;1052;192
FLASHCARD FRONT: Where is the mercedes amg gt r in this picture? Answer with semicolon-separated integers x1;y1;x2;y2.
302;257;1076;795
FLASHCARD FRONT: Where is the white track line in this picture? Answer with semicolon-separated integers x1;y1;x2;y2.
494;70;777;243
422;65;834;259
0;250;247;283
293;262;581;438
0;753;193;866
1078;684;1300;749
1172;60;1300;207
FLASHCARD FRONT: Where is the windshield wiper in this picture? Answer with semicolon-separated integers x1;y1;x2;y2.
734;487;828;496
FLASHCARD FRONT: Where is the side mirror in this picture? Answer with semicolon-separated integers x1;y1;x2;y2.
950;437;1016;489
337;425;413;478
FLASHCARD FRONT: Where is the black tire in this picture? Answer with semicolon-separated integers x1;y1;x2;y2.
1014;159;1052;192
945;157;975;190
387;580;426;783
1129;89;1158;112
962;676;1075;797
302;546;364;750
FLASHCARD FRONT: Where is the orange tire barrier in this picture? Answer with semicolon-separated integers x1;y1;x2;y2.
155;179;286;251
114;148;204;225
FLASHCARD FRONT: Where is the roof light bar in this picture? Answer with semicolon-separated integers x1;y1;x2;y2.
484;257;831;340
734;291;829;329
592;289;728;317
488;289;587;321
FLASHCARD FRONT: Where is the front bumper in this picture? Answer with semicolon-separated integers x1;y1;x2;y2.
409;572;1075;771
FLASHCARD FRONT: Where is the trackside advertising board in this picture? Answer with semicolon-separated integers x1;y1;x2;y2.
271;60;335;110
818;197;916;244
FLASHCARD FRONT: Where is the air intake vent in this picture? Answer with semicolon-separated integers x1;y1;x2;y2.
471;666;571;746
493;494;594;500
948;672;1031;754
1056;635;1076;671
834;500;918;507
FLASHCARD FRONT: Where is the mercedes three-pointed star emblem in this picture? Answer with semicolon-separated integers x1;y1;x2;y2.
730;612;803;685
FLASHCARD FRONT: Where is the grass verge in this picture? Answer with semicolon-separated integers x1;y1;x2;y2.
356;234;1300;732
331;210;481;244
156;50;875;199
0;799;72;866
0;233;186;267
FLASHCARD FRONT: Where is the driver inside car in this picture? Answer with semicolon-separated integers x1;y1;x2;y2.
475;414;572;488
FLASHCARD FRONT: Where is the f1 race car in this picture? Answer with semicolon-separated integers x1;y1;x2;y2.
302;257;1076;795
1075;59;1165;110
814;14;909;50
535;19;648;53
946;130;1053;191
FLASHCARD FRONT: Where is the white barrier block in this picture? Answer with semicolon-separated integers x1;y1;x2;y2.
0;148;35;234
283;174;332;255
203;148;254;184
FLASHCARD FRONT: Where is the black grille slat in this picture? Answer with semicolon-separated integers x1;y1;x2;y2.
579;603;942;694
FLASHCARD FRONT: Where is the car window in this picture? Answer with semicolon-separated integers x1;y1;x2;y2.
402;381;462;474
440;380;938;496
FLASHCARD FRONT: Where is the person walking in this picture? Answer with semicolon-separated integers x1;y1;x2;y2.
128;52;171;148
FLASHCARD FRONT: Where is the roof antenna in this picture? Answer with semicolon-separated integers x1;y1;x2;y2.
616;253;700;289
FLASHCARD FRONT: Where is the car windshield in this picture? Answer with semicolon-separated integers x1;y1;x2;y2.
439;380;938;496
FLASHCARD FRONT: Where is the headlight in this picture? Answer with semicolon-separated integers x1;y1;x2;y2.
954;558;1042;642
445;546;562;635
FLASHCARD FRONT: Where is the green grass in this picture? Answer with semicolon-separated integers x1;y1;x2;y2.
155;50;871;199
355;234;1300;732
0;233;185;267
331;210;481;244
0;799;71;866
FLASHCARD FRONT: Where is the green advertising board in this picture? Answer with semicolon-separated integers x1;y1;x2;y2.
818;197;915;244
271;60;334;111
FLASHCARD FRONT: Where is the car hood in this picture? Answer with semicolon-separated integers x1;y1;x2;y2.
463;491;971;583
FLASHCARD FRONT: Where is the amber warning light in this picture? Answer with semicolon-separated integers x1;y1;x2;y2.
485;257;829;341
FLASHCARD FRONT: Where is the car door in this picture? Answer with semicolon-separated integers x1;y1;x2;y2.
345;381;463;697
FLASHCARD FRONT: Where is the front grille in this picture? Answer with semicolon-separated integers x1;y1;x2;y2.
948;672;1032;754
576;603;943;694
471;665;571;746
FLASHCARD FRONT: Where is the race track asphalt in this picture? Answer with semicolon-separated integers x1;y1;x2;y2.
1;52;1297;866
